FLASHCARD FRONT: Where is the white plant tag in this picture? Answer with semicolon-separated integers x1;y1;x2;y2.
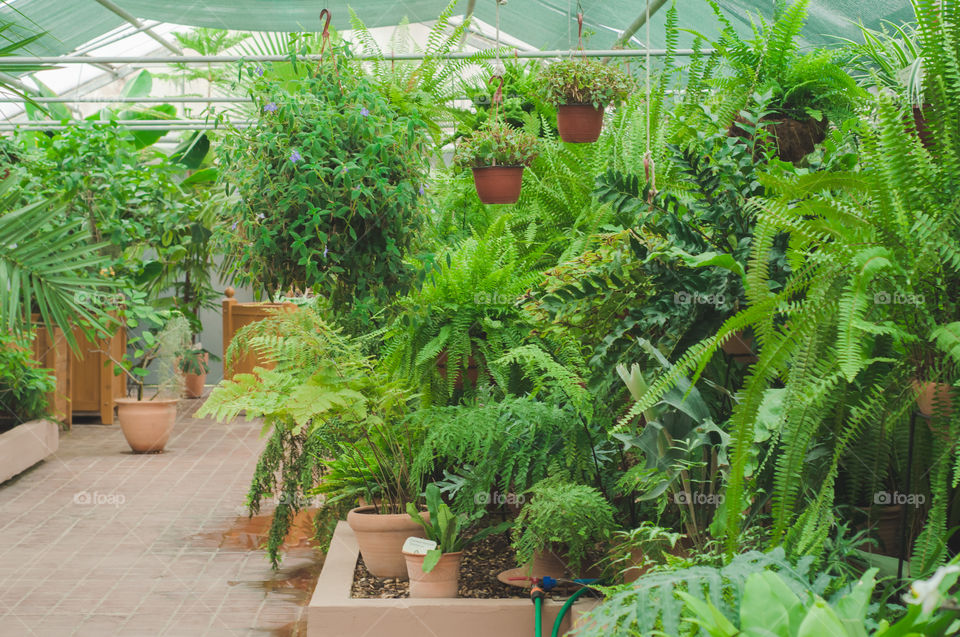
402;536;437;555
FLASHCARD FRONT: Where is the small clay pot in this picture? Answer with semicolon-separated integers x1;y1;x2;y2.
721;330;758;363
556;103;605;143
471;166;524;204
522;548;567;579
403;551;462;598
183;352;209;399
347;505;429;579
115;397;178;453
912;379;953;418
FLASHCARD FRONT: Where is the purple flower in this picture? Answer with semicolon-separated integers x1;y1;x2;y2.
257;213;265;220
290;149;302;163
323;245;329;259
230;222;237;230
418;185;425;196
263;102;277;113
360;107;370;117
255;65;264;77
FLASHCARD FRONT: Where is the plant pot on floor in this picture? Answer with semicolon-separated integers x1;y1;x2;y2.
557;103;604;143
115;397;178;453
182;352;209;399
471;166;524;204
347;505;429;578
403;551;462;598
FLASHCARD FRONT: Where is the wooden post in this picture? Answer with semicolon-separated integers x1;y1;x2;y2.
222;287;238;381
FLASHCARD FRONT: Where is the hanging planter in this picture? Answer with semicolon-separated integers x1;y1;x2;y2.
540;56;633;144
455;119;539;205
556;103;605;143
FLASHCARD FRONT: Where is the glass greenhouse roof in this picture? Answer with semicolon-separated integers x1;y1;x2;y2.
0;0;914;119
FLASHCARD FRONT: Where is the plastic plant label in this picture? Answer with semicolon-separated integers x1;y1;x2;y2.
402;536;437;555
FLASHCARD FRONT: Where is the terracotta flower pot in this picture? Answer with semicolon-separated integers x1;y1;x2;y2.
556;103;605;143
522;548;567;579
403;551;462;598
183;352;209;399
347;505;429;578
859;504;906;557
115;397;178;453
471;166;524;204
722;330;758;363
912;379;953;418
436;351;480;389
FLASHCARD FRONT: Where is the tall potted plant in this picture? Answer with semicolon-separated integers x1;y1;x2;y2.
540;58;633;143
111;312;191;453
454;121;539;204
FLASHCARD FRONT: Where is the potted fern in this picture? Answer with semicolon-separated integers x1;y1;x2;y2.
112;313;191;453
454;120;538;204
512;480;617;578
403;483;510;597
540;58;633;143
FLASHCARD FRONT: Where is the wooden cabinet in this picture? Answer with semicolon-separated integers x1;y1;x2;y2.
221;288;294;380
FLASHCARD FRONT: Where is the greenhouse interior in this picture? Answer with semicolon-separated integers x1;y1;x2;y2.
1;0;959;635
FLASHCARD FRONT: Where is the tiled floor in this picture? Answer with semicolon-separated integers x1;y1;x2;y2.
0;397;321;636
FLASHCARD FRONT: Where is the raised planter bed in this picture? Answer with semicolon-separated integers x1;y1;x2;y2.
0;419;58;483
309;521;596;637
221;287;295;380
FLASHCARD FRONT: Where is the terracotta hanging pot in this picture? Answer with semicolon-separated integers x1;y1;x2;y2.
729;115;827;163
115;397;178;453
347;505;429;579
912;104;934;151
556;103;605;143
436;351;480;389
404;551;462;598
471;166;524;204
859;504;906;558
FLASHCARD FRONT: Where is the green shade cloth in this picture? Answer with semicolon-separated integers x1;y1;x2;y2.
1;0;914;60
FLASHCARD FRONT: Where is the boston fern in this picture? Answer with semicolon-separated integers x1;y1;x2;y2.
453;120;539;168
411;396;607;516
622;2;960;574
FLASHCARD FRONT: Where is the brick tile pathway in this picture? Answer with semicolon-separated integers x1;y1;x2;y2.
0;398;320;636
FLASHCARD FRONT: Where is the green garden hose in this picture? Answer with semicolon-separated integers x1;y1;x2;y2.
551;586;592;637
534;596;543;636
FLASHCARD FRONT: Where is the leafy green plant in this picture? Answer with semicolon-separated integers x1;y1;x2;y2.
602;522;684;582
696;0;862;134
381;227;576;405
0;177;117;349
0;333;54;429
176;345;218;375
108;311;191;401
411;395;608;515
512;480;617;575
574;548;828;636
540;58;634;108
406;483;511;572
453;120;540;168
839;10;924;106
219;41;429;319
620;1;960;574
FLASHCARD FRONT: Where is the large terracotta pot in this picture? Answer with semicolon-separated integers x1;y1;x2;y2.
729;115;827;163
403;551;462;598
860;504;906;557
721;330;758;363
347;505;429;578
557;103;605;143
522;548;567;579
912;380;953;418
471;166;524;204
115;397;178;453
183;352;208;399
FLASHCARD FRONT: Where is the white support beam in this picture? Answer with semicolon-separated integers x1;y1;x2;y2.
89;0;183;55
